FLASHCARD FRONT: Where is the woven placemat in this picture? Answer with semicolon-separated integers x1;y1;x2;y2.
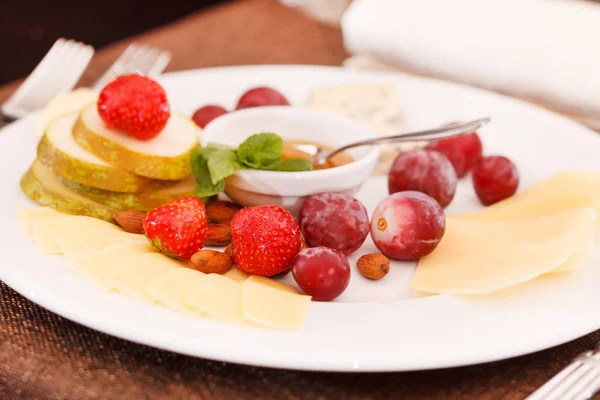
1;280;599;399
2;1;600;398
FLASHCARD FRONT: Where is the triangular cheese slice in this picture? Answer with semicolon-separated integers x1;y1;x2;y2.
458;171;600;230
410;208;596;295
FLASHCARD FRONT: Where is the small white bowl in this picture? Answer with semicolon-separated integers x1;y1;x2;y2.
200;106;380;215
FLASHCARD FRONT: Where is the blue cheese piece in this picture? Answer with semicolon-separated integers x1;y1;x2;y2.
305;83;422;174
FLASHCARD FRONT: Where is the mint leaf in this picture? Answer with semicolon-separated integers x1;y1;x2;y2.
195;144;226;159
263;158;313;172
190;146;209;175
207;149;243;185
194;180;224;199
236;133;283;168
191;147;226;198
203;143;234;152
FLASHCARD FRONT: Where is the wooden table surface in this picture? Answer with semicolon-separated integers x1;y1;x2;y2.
1;0;599;399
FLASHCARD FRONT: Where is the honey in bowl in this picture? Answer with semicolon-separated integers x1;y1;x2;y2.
282;140;354;170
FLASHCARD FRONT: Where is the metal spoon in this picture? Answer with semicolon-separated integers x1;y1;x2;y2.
293;117;491;167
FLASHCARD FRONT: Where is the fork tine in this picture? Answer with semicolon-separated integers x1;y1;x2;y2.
31;41;86;107
4;39;67;109
146;50;171;78
125;46;154;75
129;46;171;78
526;360;586;399
1;38;93;118
45;41;92;106
91;44;140;90
123;44;152;74
571;373;600;400
26;40;76;110
140;47;160;72
112;43;141;76
58;41;94;90
526;349;600;400
554;366;600;400
90;43;171;92
29;40;92;110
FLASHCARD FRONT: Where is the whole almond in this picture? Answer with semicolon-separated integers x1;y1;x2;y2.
357;253;390;280
206;200;242;224
224;244;233;257
113;211;147;234
191;250;233;274
205;224;232;246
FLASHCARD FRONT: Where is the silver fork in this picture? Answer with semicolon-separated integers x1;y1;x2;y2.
526;344;600;400
91;43;171;91
0;38;94;125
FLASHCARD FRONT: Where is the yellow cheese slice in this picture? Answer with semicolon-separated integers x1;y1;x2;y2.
410;208;596;295
448;209;596;273
31;215;124;254
446;209;595;244
245;275;299;294
458;171;600;229
58;232;147;257
67;242;157;290
242;277;311;331
188;274;243;323
552;236;595;273
223;267;250;282
147;268;206;315
36;227;134;255
107;253;185;303
17;207;64;241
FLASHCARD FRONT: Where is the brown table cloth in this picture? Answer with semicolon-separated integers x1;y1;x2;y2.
1;1;599;398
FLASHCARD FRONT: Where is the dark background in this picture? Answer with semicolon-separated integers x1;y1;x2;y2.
0;0;228;85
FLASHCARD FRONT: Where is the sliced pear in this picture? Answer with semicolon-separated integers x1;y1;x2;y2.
133;175;203;209
61;175;201;211
20;160;117;221
38;88;98;133
37;113;167;193
73;103;199;180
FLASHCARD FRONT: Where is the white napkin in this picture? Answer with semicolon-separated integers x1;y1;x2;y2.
341;0;600;123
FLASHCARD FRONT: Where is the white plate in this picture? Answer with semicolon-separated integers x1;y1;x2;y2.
2;65;600;372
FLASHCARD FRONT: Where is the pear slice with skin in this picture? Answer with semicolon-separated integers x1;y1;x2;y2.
61;175;204;211
21;160;117;222
37;113;167;193
73;103;199;180
38;88;98;134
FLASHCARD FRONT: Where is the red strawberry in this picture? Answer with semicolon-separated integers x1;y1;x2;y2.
230;204;301;276
98;74;170;140
143;197;207;260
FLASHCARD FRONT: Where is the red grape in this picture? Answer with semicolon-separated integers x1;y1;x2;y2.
472;155;519;205
192;105;228;128
427;132;483;177
291;247;350;301
388;149;457;208
299;192;369;254
371;191;445;260
235;87;290;110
